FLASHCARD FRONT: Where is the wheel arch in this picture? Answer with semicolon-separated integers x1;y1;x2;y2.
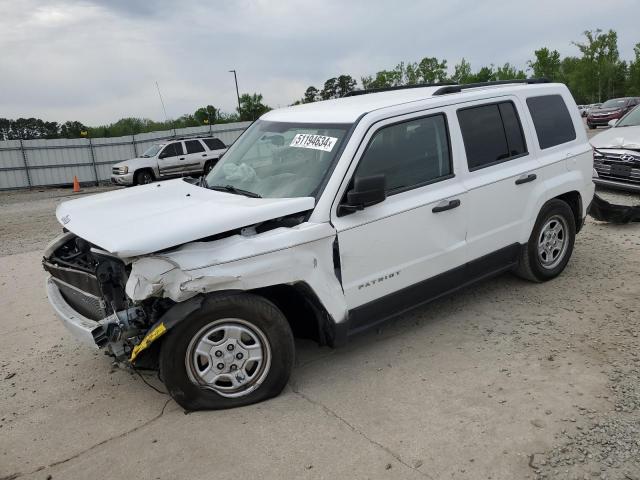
553;190;583;233
133;167;156;185
131;283;346;367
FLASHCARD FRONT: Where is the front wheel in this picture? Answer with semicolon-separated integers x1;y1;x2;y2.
134;169;155;185
159;293;294;411
514;199;576;282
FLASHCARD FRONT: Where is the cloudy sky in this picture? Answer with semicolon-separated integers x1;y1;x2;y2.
1;0;638;125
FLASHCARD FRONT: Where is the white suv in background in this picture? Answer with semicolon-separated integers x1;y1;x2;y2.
44;79;594;410
111;136;227;186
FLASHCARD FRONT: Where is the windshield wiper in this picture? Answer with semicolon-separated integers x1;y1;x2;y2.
209;184;261;198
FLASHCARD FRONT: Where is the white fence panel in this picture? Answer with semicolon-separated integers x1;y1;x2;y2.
0;121;249;189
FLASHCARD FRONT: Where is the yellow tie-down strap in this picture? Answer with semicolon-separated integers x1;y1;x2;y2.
129;322;167;363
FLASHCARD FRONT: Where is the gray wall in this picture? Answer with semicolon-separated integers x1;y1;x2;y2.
0;122;251;190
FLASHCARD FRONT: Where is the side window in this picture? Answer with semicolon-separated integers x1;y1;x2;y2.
355;114;452;194
526;95;576;149
185;140;205;154
160;142;184;158
457;101;528;171
203;138;226;150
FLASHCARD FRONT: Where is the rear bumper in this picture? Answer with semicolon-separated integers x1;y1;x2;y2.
46;277;103;348
593;177;640;193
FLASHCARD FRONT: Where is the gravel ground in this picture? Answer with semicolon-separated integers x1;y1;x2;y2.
0;155;639;479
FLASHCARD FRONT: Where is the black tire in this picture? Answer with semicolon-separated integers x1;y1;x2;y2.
134;169;155;185
159;293;294;411
514;199;576;282
203;160;215;175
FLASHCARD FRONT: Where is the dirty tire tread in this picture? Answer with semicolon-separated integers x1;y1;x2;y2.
159;292;294;411
515;199;576;283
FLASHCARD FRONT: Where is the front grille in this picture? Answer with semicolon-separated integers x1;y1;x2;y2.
594;152;640;184
112;167;119;175
53;278;108;320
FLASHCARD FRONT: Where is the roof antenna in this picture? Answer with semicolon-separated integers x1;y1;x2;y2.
155;81;176;137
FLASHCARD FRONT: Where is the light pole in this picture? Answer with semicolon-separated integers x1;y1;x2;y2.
229;70;241;118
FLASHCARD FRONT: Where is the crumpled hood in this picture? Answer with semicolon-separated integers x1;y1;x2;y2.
590;125;640;150
56;179;315;257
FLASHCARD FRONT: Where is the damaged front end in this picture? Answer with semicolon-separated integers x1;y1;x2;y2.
43;232;175;363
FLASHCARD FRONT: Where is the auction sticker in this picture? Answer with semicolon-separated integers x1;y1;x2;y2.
290;134;338;152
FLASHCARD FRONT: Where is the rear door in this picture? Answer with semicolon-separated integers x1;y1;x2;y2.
157;142;187;177
455;98;544;261
183;140;209;173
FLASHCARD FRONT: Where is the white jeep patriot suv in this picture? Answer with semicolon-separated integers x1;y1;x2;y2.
43;79;594;410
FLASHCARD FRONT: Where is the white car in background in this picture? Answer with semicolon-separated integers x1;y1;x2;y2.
591;105;640;192
111;136;227;186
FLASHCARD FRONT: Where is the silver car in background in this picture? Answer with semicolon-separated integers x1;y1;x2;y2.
111;136;227;186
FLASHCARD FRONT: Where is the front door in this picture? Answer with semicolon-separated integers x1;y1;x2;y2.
158;141;187;177
332;111;468;332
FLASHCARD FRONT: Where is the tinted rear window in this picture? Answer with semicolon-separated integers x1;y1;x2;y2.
203;138;226;150
457;101;527;171
185;140;205;154
526;95;576;149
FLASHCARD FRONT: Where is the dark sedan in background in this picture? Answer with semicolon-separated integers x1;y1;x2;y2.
587;97;640;129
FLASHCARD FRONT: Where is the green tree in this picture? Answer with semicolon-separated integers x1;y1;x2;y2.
336;75;357;97
528;48;562;80
415;57;448;83
321;78;339;99
628;43;640;95
194;105;217;124
495;62;526;80
304;86;319;103
451;58;473;83
59;121;88;138
573;29;622;103
238;93;271;121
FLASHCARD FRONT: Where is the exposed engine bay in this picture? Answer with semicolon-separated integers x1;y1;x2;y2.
42;233;174;362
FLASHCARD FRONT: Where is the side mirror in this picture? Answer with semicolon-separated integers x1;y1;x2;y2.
339;174;386;215
608;119;618;128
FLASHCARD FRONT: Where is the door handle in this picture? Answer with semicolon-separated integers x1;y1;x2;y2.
179;157;185;160
432;199;461;213
515;173;537;185
202;154;208;157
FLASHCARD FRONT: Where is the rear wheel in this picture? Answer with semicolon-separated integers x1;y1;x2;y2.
514;199;576;282
159;293;294;411
134;169;154;185
203;160;215;175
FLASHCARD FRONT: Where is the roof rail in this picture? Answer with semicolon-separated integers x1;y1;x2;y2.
343;82;457;97
173;134;218;141
432;78;550;96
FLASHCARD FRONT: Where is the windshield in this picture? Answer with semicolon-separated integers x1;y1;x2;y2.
140;144;163;158
601;99;626;109
204;120;351;198
616;106;640;127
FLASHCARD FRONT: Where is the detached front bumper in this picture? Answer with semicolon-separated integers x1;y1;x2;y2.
46;277;104;348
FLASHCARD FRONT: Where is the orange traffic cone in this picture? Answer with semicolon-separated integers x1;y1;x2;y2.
72;176;81;193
